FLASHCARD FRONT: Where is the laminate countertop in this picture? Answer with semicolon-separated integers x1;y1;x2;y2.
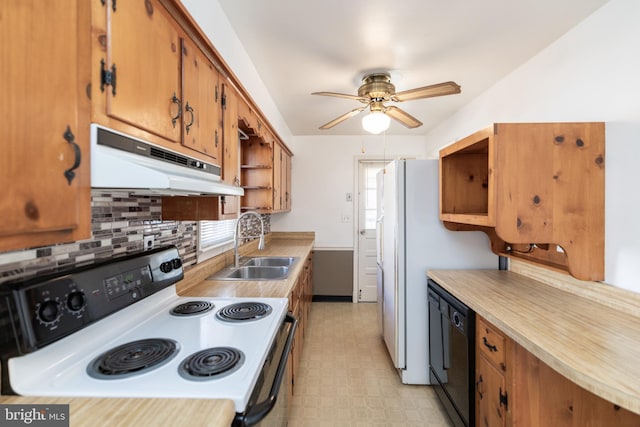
0;233;315;427
427;268;640;415
0;396;235;427
177;233;315;299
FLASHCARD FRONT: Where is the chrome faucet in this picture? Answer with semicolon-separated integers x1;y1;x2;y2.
233;211;265;267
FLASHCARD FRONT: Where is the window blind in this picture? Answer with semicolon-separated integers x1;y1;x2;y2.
199;219;236;251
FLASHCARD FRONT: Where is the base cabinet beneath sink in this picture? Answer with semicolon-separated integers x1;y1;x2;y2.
476;315;640;426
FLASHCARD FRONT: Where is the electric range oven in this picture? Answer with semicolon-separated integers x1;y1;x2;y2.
0;246;296;427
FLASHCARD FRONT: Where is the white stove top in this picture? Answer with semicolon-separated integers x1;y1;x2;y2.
8;285;289;412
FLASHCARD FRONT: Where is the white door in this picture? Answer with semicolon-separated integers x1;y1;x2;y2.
357;161;386;302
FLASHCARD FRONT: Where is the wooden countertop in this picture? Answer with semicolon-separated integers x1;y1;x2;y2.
177;233;315;299
427;268;640;415
0;233;314;427
0;396;235;427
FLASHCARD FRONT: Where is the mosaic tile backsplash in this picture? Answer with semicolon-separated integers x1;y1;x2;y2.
0;191;272;286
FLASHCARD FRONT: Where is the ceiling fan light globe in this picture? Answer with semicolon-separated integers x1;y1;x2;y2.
362;111;390;134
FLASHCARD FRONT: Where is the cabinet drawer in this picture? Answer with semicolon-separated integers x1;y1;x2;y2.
477;316;507;370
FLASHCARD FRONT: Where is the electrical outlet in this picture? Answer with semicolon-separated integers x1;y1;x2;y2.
143;235;154;251
341;213;352;223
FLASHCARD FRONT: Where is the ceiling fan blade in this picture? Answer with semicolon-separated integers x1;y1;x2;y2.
312;92;369;103
319;106;367;129
384;106;423;129
392;81;461;102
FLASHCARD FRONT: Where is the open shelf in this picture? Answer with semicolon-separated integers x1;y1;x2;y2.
439;127;494;226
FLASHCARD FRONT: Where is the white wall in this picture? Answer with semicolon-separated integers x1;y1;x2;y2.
423;0;640;292
270;135;428;248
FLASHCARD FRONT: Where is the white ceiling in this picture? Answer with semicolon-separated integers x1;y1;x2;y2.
217;0;609;136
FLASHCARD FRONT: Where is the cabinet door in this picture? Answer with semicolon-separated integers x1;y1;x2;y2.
0;0;91;251
273;142;283;211
219;83;240;219
222;83;240;187
107;0;181;143
181;38;222;163
476;355;508;427
283;150;292;211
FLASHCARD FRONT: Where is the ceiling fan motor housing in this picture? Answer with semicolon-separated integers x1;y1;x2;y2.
358;73;395;101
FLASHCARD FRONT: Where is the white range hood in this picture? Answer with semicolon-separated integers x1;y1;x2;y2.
90;124;243;196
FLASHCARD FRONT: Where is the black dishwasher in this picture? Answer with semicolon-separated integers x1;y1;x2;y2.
427;278;475;427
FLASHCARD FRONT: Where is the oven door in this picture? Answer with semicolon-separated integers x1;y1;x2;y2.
233;313;297;427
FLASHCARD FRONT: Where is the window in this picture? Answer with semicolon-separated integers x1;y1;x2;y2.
361;162;385;229
197;219;236;262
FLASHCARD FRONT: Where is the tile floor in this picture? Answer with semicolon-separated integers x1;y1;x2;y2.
288;302;453;427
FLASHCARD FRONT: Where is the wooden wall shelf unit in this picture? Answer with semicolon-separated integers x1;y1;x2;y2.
439;122;605;281
240;136;274;213
238;114;292;214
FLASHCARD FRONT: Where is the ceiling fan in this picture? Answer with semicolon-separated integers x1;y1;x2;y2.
312;73;461;132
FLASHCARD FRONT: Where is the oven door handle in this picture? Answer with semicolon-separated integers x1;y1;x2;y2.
238;313;298;427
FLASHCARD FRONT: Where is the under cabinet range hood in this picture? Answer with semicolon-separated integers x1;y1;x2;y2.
90;124;243;196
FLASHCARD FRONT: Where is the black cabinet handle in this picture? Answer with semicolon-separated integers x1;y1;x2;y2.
185;102;194;134
63;126;81;185
483;336;498;352
476;374;484;399
170;93;182;128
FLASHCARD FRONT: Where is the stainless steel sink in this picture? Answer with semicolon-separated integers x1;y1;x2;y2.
207;265;290;281
243;256;297;267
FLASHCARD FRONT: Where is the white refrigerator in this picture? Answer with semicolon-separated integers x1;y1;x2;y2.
376;159;497;384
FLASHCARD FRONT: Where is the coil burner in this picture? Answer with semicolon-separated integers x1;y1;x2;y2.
88;338;179;379
179;347;245;380
170;301;214;316
216;302;273;322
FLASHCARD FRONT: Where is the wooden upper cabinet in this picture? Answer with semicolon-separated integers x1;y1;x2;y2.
273;141;283;211
272;141;292;213
181;38;222;163
220;82;240;218
440;122;605;281
283;149;292;211
222;83;240;187
99;0;181;143
0;0;91;252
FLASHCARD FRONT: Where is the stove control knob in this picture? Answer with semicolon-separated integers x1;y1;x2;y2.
37;300;60;324
67;291;86;312
160;262;173;273
172;258;182;270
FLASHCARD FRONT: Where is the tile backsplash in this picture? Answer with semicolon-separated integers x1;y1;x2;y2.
0;191;197;285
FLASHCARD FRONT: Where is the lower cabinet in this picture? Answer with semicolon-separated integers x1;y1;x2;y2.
288;255;313;396
476;316;512;427
476;315;640;426
513;346;640;427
